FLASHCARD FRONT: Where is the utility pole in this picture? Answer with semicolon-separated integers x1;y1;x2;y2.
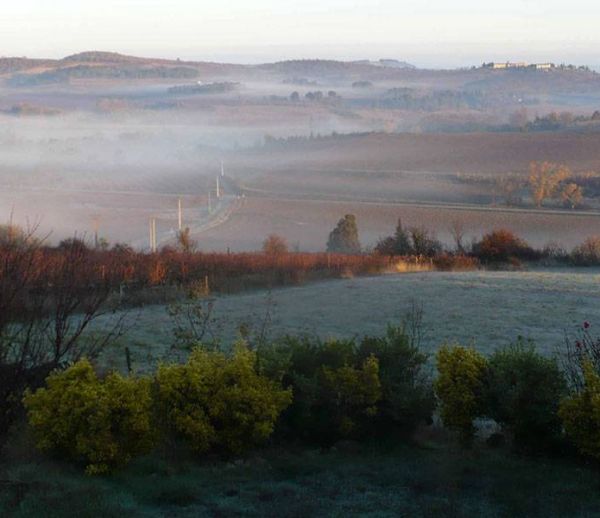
149;218;157;252
178;198;182;231
216;176;221;199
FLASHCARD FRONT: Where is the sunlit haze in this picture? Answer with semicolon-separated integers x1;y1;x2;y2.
2;0;600;67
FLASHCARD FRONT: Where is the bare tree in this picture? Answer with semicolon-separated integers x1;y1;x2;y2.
496;174;525;206
561;183;584;209
448;220;467;253
0;228;126;442
176;227;197;253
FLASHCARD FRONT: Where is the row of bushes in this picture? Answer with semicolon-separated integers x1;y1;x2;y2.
374;218;600;267
22;325;433;474
22;326;600;475
435;340;600;459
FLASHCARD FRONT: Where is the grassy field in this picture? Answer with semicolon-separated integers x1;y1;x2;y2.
96;269;600;373
2;431;600;517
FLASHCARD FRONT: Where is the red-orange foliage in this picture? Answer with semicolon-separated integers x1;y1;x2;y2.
472;229;537;263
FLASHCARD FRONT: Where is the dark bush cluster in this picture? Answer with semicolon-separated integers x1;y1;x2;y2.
258;325;435;444
435;335;600;458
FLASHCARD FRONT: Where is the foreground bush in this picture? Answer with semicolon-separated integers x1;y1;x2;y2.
434;345;487;444
260;337;381;443
357;326;435;433
559;361;600;461
155;343;291;455
571;236;600;266
23;360;155;475
486;341;566;452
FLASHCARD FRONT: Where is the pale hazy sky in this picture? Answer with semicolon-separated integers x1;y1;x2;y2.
2;0;600;67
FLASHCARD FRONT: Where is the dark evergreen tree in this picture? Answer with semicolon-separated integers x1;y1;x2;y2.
327;214;361;254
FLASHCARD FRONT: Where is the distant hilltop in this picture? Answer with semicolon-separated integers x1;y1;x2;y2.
352;59;416;69
481;61;594;72
482;61;555;70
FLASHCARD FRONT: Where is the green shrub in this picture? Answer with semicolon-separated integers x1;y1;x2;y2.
264;336;381;443
357;325;434;432
155;342;291;455
486;341;566;452
559;361;600;460
318;356;381;438
434;345;488;444
23;359;156;475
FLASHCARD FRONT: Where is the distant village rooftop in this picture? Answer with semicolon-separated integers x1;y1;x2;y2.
482;61;555;70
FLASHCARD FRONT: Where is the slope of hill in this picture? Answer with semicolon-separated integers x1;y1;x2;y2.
61;51;149;64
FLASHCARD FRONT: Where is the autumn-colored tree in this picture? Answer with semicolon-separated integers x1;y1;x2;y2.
262;234;288;255
561;183;584;209
528;161;571;208
472;229;535;263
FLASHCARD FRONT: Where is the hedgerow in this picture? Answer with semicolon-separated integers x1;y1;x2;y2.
22;325;600;474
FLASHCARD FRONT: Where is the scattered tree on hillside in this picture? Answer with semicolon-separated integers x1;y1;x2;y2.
327;214;361;254
561;183;584;209
409;227;442;257
375;219;442;258
177;227;197;253
528;161;571;208
393;219;412;255
509;108;529;130
496;174;525;206
263;234;288;255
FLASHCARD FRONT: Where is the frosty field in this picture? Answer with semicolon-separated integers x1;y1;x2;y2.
99;268;600;370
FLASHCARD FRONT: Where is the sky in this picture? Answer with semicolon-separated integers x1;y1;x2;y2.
2;0;600;68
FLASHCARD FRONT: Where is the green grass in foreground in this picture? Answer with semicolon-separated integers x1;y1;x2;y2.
2;428;600;518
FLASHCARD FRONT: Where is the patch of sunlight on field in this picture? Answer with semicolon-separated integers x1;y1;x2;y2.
95;269;600;371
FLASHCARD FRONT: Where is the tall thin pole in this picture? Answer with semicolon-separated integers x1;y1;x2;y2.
216;176;221;199
153;218;157;252
178;198;182;231
150;218;157;252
